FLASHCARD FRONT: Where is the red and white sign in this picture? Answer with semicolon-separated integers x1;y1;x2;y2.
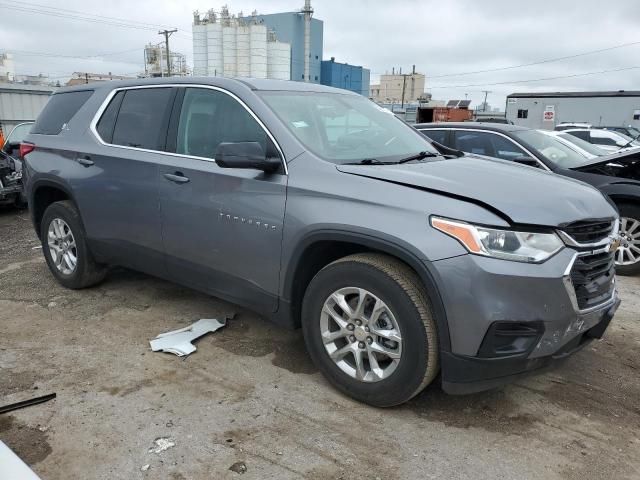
543;106;555;122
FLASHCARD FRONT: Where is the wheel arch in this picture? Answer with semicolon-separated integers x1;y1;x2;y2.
30;179;77;239
278;229;452;353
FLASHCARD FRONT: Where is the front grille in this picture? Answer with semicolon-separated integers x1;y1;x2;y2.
562;219;614;244
570;251;615;310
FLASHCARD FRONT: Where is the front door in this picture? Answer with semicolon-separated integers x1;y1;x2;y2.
158;86;287;312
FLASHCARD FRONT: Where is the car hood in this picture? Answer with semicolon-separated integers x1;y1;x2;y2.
570;148;640;170
337;156;616;227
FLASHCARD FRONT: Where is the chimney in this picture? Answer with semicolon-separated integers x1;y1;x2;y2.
412;64;415;74
392;67;395;75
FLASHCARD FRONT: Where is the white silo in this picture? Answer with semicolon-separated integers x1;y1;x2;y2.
236;24;251;78
249;23;267;79
192;13;208;76
206;21;223;76
222;23;237;77
267;40;291;80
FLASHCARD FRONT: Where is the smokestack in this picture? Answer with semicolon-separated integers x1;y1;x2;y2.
399;67;402;75
412;64;415;74
302;0;313;82
392;67;395;75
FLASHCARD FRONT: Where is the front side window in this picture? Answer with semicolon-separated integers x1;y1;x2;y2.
260;91;437;163
111;88;174;150
176;88;272;159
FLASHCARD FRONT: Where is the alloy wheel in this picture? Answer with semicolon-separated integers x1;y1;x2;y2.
616;217;640;266
47;218;78;275
320;287;402;382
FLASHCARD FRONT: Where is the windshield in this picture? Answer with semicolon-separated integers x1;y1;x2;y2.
513;129;590;168
557;132;606;156
259;91;438;163
626;127;640;138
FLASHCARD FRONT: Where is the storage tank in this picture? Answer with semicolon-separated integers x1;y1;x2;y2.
192;23;208;76
236;25;251;78
206;22;223;76
222;23;237;77
267;41;291;80
249;23;268;79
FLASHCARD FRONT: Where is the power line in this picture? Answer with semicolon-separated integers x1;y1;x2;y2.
428;65;640;89
429;40;640;79
8;48;142;62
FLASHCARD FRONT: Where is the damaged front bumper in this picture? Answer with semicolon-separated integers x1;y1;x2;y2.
430;248;620;394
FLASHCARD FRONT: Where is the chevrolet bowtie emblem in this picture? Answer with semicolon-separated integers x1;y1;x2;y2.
609;238;621;252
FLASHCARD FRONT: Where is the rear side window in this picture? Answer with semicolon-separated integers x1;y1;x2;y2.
96;91;125;143
32;90;93;135
111;88;174;150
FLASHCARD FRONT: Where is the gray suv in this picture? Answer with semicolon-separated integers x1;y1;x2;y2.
23;78;620;406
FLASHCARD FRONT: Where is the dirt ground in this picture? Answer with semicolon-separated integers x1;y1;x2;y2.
1;206;639;480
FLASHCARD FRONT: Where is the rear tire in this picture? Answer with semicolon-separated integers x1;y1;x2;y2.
301;253;439;407
41;200;107;289
615;203;640;276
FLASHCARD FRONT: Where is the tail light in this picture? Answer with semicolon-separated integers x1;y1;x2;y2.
19;142;35;157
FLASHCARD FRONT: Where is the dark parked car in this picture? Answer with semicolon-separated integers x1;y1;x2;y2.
22;79;620;406
417;122;640;275
0;121;33;207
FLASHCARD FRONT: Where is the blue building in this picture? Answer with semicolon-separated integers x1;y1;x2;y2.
320;58;370;96
255;12;323;83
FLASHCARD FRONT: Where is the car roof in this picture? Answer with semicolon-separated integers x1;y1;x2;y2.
53;76;357;96
414;122;529;133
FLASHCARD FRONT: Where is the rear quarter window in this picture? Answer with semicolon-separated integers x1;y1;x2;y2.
31;90;94;135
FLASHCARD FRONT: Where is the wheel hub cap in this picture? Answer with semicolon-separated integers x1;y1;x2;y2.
616;217;640;266
320;287;402;383
47;218;78;275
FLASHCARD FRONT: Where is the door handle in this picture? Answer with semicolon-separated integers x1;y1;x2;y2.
163;172;190;184
77;156;94;167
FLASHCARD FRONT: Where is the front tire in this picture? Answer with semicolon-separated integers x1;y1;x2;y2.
615;203;640;276
41;200;106;289
301;253;439;407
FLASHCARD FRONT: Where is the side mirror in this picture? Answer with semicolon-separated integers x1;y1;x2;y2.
513;156;540;167
2;141;20;156
215;142;281;173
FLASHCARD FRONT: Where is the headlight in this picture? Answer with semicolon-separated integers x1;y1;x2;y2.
431;217;563;263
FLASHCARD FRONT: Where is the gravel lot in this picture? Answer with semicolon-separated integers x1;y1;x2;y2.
1;206;639;480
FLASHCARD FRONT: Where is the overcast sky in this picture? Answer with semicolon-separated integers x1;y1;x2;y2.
2;0;640;108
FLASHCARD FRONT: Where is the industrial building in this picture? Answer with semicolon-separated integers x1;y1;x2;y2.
0;53;15;82
192;8;292;80
144;43;189;77
0;83;54;136
506;91;640;130
66;72;137;86
370;68;426;104
320;57;370;96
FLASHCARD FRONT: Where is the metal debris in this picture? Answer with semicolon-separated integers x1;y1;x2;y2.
150;318;227;357
140;464;150;472
0;393;56;415
148;437;175;454
0;441;43;480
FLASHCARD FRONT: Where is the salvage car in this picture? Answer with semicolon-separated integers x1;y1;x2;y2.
417;122;640;275
22;79;620;406
562;128;640;153
0;121;32;207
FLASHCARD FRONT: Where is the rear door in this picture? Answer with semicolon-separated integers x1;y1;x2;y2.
158;86;287;312
75;86;176;276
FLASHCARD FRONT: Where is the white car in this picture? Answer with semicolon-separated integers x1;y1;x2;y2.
540;130;607;159
563;128;640;153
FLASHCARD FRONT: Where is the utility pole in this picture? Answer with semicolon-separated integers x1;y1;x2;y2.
158;29;178;77
401;74;407;109
481;90;491;112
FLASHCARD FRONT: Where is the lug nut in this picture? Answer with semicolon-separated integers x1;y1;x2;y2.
358;342;365;349
349;335;356;342
367;337;373;345
347;324;355;331
364;326;370;332
355;320;362;326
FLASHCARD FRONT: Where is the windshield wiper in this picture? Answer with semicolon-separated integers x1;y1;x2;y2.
397;151;440;164
618;133;640;150
344;158;394;165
